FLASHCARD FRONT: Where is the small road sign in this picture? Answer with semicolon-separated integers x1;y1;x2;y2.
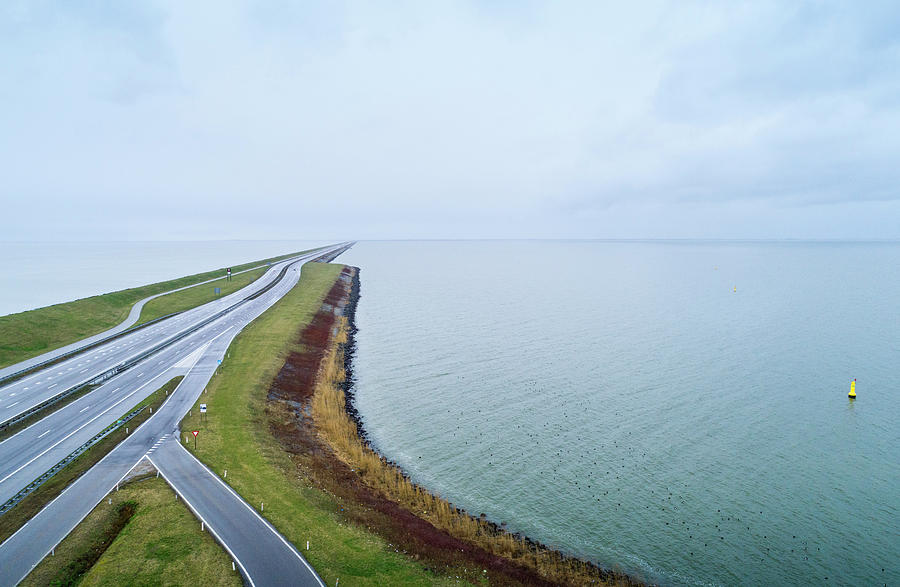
214;287;221;295
191;429;199;450
199;404;207;413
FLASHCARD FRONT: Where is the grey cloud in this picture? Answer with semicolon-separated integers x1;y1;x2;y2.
0;1;898;241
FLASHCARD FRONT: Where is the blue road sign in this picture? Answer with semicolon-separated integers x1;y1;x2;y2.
214;287;221;295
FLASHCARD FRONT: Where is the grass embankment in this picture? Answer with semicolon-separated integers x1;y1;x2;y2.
133;265;268;326
314;318;635;586
0;377;182;544
22;477;240;587
0;249;315;369
180;263;456;586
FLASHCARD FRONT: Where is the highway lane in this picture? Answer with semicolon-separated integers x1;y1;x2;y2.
0;252;323;383
0;248;339;427
0;247;347;505
0;252;305;424
0;247;343;585
150;442;324;587
0;323;224;504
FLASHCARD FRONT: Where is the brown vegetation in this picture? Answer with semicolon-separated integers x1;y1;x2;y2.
267;266;642;586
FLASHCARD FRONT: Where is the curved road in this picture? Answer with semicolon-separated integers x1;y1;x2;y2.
0;249;328;428
0;249;324;384
0;243;351;585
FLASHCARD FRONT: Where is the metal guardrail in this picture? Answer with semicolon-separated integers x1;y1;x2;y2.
0;246;340;389
0;247;348;432
0;312;181;389
0;401;148;516
0;244;354;518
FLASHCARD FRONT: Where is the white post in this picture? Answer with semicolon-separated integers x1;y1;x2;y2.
261;502;264;512
126;427;128;434
116;484;119;491
224;470;227;479
232;562;236;571
51;548;54;556
306;541;309;550
149;407;152;413
201;521;204;532
156;471;159;478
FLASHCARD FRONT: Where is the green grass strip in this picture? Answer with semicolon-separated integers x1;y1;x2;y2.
133;266;269;327
22;478;241;587
0;249;316;369
180;262;455;586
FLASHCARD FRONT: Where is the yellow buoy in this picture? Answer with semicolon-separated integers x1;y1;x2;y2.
849;379;856;399
733;286;737;293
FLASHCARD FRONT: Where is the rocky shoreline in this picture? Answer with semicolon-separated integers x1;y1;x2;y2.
267;265;644;585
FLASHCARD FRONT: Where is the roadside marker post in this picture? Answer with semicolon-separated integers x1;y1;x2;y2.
192;430;199;451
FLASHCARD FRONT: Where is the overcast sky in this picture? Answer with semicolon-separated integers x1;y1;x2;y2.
2;1;899;241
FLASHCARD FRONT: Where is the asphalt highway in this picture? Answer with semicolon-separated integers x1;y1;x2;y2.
0;254;310;384
150;441;324;587
0;249;326;427
0;243;351;585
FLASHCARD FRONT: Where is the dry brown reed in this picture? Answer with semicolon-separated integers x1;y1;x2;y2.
312;315;639;586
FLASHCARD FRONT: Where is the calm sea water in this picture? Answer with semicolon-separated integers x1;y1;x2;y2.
0;240;328;317
340;241;899;586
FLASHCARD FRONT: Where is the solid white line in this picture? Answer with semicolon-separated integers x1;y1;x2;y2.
147;454;256;587
172;441;324;586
